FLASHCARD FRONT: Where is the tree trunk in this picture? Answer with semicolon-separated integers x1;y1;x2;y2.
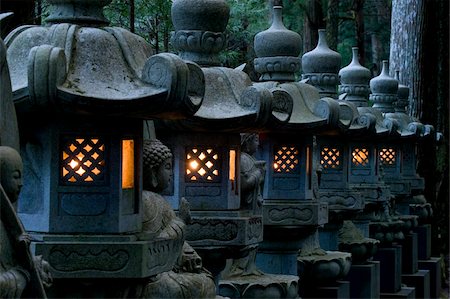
389;0;425;116
326;0;339;50
364;0;391;77
353;0;365;65
370;33;381;76
303;0;325;52
129;0;135;33
389;0;449;257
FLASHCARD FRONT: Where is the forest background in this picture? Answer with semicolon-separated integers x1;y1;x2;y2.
1;0;449;287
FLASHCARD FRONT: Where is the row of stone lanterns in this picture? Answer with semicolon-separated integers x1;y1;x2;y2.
2;0;441;298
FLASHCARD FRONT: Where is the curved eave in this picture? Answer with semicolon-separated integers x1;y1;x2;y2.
159;113;260;133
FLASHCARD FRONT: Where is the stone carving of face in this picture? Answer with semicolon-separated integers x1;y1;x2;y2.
243;134;259;155
0;146;23;203
154;157;173;192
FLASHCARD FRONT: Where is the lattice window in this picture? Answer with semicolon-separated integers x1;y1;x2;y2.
351;148;369;167
61;138;106;183
320;147;342;169
273;146;300;173
379;148;396;166
186;148;220;182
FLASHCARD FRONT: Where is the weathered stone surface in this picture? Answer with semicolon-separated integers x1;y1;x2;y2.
6;24;202;118
0;37;19;150
263;201;328;226
254;6;301;82
186;212;263;247
219;274;299;299
298;251;352;284
33;235;183;279
302;29;341;98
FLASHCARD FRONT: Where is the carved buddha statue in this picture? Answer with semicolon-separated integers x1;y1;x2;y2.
240;133;265;212
0;146;52;297
137;139;216;299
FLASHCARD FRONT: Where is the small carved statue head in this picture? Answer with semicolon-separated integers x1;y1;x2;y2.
142;139;173;192
0;146;23;203
241;133;259;156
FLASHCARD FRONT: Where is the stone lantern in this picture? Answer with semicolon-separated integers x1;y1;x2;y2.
157;1;299;297
381;70;434;220
250;12;354;298
373;66;441;298
6;0;202;295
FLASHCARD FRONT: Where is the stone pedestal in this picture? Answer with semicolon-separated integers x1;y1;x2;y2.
399;233;418;274
402;269;430;299
414;224;431;260
219;274;299;298
31;234;183;279
380;287;416;299
31;234;184;297
301;281;350;299
373;245;402;293
256;200;328;276
418;257;442;299
346;261;380;299
186;211;263;282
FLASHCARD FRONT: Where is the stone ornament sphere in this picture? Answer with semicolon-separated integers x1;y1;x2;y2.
339;47;371;85
302;29;341;74
171;0;230;32
397;215;418;233
298;251;351;283
338;238;379;265
369;60;398;95
254;6;301;58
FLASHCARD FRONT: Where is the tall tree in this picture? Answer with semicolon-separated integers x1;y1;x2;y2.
326;0;339;50
367;0;391;74
303;0;325;52
389;0;449;257
352;0;365;65
129;0;135;33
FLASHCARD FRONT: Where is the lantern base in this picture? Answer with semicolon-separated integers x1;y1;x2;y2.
30;233;183;279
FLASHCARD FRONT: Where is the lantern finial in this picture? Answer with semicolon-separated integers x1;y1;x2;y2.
253;5;301;82
46;0;111;25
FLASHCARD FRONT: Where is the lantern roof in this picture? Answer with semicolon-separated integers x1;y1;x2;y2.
5;0;202;118
369;64;433;139
160;0;296;133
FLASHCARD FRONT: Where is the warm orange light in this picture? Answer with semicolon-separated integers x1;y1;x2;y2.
186;148;221;182
190;160;199;170
379;148;396;165
62;138;106;183
320;147;341;169
273;146;299;173
229;150;236;181
352;148;369;166
122;139;135;189
69;159;79;169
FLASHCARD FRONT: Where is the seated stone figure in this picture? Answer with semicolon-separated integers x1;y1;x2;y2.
0;146;52;298
137;139;216;299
